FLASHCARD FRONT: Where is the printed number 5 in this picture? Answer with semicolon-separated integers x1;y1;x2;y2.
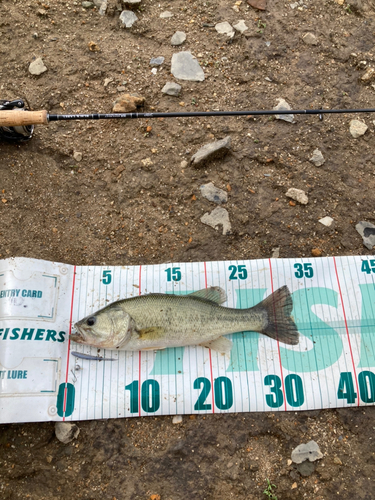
294;263;314;279
102;270;112;285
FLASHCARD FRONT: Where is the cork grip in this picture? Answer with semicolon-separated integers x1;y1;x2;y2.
0;110;48;127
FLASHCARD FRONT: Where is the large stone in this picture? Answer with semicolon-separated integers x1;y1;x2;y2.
274;98;294;123
171;52;205;82
356;221;375;250
200;182;228;204
161;82;181;96
349;119;368;138
191;136;231;167
112;93;145;112
309;148;325;167
286;188;308;205
291;441;323;464
215;22;235;38
171;31;186;46
55;422;80;444
201;207;232;235
29;58;47;76
119;10;138;27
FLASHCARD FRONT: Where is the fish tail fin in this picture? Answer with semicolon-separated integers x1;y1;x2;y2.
256;285;299;345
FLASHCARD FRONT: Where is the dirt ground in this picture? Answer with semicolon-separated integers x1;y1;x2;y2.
1;0;375;498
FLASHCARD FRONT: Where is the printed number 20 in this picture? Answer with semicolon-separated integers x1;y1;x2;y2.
294;263;314;279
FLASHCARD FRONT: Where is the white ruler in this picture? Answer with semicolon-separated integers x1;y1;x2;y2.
0;256;374;423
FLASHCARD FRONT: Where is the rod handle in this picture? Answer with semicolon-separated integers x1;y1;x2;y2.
0;110;48;127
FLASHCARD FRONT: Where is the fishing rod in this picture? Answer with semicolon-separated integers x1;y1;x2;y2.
1;98;375;143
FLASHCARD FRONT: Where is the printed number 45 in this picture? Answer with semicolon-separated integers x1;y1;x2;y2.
294;263;314;279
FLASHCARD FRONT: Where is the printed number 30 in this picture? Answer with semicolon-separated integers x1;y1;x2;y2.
294;263;314;279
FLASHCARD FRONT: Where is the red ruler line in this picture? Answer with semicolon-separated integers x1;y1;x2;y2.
333;257;360;406
138;265;142;416
268;259;287;411
204;262;215;413
63;265;77;420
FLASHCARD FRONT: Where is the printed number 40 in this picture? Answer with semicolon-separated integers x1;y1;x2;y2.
294;263;314;279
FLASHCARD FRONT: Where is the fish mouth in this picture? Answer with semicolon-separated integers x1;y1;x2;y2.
70;331;84;343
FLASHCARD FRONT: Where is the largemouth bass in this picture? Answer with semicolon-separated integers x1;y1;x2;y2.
71;285;299;354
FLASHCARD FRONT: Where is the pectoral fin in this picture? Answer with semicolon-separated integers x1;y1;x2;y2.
189;286;227;305
199;336;233;354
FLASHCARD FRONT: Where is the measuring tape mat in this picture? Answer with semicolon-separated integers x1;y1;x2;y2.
1;256;375;423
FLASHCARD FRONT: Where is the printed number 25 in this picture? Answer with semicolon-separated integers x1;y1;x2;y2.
294;263;313;279
229;265;248;280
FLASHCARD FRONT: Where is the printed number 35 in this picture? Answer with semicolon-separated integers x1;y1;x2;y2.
294;263;314;279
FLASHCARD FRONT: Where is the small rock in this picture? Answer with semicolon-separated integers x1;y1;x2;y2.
160;11;173;18
274;98;294;123
151;68;157;75
361;67;375;83
201;207;232;235
171;31;186;46
88;41;100;52
302;32;318;45
104;77;113;87
287;459;293;466
215;21;235;38
82;1;94;7
112;93;145;112
29;57;47;76
311;248;322;257
333;456;342;465
55;422;80;444
98;0;107;15
319;216;334;227
200;182;228;204
233;20;248;33
350;119;368;138
141;158;153;168
171;52;205;82
119;10;138;27
149;495;161;500
309;148;325;167
172;415;183;424
180;160;188;168
291;482;297;490
73;151;83;162
117;86;126;92
150;56;164;66
191;136;231;167
162;82;182;96
291;441;323;464
247;0;267;10
285;188;308;205
356;221;375;250
271;247;280;258
296;461;315;476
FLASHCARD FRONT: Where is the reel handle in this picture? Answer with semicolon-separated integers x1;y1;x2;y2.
0;109;48;127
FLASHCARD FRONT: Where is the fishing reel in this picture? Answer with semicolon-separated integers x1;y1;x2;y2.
0;99;34;142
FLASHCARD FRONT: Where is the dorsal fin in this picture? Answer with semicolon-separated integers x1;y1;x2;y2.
188;286;227;305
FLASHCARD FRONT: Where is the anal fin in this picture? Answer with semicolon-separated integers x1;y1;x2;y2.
199;336;232;354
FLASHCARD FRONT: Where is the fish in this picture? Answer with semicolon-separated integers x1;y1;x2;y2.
71;285;299;354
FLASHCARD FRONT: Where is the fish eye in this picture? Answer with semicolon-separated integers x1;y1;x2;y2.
86;316;96;326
